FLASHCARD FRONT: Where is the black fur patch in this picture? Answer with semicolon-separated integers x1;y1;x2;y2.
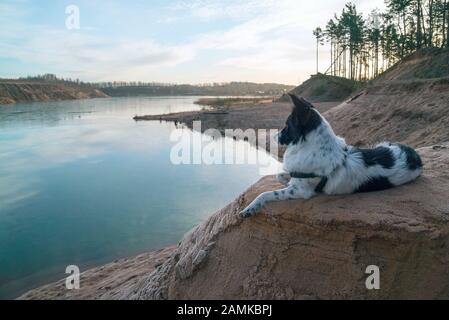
396;143;423;170
356;147;395;169
355;176;394;193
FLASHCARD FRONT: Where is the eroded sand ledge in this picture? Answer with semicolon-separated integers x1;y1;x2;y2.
18;246;175;300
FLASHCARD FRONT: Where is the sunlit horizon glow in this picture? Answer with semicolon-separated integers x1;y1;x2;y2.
0;0;385;85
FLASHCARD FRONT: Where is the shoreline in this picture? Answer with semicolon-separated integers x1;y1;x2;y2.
0;94;278;106
134;100;340;157
0;96;112;106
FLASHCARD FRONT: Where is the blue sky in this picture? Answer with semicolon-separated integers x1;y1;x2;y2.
0;0;385;84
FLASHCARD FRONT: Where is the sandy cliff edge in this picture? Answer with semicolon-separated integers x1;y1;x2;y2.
17;246;176;300
0;82;108;105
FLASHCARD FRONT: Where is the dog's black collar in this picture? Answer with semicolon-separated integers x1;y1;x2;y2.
289;172;328;193
289;172;322;179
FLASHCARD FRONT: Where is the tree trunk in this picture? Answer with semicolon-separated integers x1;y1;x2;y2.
365;50;368;80
349;46;353;80
337;44;341;77
417;0;423;48
359;53;362;81
443;0;447;47
402;13;407;56
331;39;334;76
374;42;379;77
336;44;339;76
421;2;427;46
428;0;434;46
333;42;336;76
447;0;449;47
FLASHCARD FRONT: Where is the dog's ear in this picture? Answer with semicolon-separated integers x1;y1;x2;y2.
288;94;313;126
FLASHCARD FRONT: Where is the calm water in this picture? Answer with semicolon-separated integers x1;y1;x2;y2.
0;97;280;299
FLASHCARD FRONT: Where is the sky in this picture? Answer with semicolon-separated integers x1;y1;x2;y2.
0;0;386;85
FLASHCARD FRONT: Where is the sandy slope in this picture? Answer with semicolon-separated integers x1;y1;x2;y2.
279;73;360;102
0;82;108;105
326;78;449;148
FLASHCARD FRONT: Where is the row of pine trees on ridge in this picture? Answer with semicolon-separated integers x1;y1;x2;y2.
313;0;449;81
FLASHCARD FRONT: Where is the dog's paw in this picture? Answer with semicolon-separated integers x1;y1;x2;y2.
239;207;257;218
239;202;263;218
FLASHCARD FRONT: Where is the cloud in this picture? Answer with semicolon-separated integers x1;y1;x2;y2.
177;0;385;83
0;25;195;80
170;0;278;20
179;1;325;83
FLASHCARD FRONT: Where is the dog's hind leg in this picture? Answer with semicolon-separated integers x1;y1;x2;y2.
239;181;315;218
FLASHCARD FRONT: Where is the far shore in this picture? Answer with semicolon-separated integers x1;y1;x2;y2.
134;100;340;157
0;78;293;105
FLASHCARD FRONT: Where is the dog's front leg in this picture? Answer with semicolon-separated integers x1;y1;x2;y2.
239;181;315;218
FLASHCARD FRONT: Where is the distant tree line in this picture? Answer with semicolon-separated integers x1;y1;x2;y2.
12;74;293;96
19;74;92;86
313;0;449;81
18;74;180;88
101;82;294;97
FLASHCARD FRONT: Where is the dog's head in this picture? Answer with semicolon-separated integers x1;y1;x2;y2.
278;94;323;146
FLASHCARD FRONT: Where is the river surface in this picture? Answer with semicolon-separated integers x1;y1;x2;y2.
0;96;280;298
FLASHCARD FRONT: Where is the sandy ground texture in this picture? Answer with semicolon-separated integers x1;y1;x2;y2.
326;78;449;148
17;246;175;300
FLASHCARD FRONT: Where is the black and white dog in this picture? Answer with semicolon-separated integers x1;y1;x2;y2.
240;94;423;218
